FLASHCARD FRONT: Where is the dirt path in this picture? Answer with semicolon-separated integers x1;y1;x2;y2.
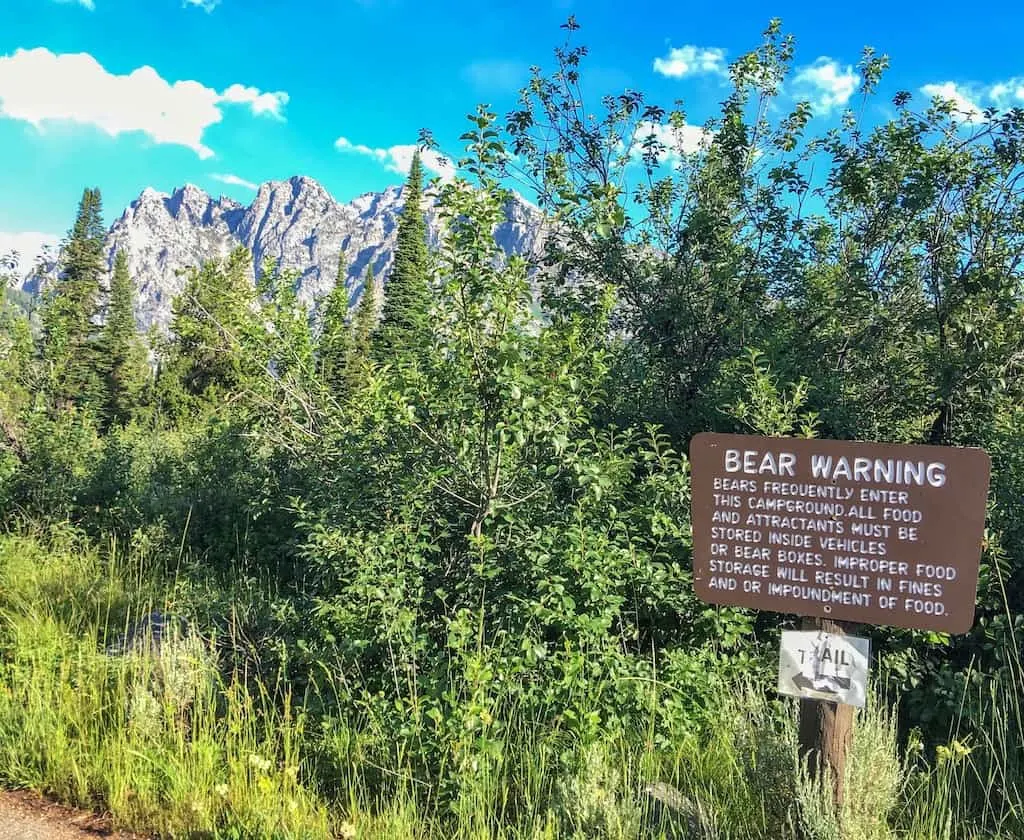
0;791;149;840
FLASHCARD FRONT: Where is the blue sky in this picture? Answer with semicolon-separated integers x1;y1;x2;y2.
2;0;1024;267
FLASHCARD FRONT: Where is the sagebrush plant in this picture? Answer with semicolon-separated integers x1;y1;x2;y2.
794;689;905;840
554;740;642;839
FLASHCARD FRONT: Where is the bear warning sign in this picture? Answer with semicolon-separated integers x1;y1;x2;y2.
689;433;991;634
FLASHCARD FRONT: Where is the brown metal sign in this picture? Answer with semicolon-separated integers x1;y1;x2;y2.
690;433;991;634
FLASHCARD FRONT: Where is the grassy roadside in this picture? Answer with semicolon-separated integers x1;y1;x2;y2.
0;527;1018;839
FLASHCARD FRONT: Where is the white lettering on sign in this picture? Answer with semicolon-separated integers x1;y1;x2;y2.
810;455;947;488
722;449;948;487
724;449;797;477
777;630;871;707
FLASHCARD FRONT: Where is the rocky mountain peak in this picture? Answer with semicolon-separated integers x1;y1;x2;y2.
164;185;211;224
20;175;547;334
137;186;168;203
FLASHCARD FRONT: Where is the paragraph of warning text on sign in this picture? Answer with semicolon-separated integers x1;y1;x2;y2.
690;434;991;633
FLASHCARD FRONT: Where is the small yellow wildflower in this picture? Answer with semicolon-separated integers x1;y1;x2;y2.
951;739;973;759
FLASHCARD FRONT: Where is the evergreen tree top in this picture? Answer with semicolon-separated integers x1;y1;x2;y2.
62;187;106;277
375;152;432;360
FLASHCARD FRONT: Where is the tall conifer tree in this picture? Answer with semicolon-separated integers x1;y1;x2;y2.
41;187;106;410
352;264;378;358
375;152;431;360
0;252;34;456
343;264;379;391
165;246;260;406
318;255;353;395
97;249;148;426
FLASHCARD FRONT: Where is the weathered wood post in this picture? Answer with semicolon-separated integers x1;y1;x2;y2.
797;617;858;808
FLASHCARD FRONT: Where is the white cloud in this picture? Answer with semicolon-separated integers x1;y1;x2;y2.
183;0;221;9
792;58;860;115
53;0;95;9
916;78;1024;122
988;78;1024;107
920;82;984;122
211;173;258;190
988;80;1024;107
334;136;388;160
653;45;727;79
335;137;456;182
389;146;456;181
220;83;288;119
0;48;289;159
0;231;61;274
632;120;713;162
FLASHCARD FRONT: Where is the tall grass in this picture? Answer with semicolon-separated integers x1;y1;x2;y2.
0;527;1019;839
0;530;333;838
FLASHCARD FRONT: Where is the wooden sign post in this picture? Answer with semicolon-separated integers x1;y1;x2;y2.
689;433;991;810
795;617;858;807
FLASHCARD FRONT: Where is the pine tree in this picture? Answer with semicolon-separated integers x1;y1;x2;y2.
375;152;432;361
343;265;380;392
40;187;107;410
0;252;35;459
317;255;353;395
352;263;379;357
97;249;149;427
257;256;315;384
164;246;261;408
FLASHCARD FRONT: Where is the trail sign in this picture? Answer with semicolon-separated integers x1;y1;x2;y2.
777;629;870;708
690;433;990;634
